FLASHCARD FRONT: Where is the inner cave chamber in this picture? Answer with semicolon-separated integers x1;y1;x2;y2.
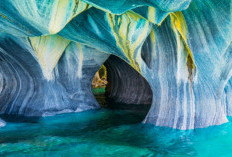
0;35;153;124
91;55;153;117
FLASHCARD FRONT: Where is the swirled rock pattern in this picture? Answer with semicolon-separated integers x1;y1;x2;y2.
105;55;152;105
0;0;91;36
142;0;232;129
0;0;232;129
0;34;109;117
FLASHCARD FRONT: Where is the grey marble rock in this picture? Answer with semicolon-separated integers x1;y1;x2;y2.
0;35;109;117
105;55;152;105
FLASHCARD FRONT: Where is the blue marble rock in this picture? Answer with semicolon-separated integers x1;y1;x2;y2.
0;34;109;117
0;0;91;36
0;0;232;130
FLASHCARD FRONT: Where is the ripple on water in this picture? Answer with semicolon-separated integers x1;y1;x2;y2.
0;109;232;157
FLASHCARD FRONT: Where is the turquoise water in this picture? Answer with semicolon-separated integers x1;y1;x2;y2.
0;109;232;157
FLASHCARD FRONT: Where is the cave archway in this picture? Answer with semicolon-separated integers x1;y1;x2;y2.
91;55;153;121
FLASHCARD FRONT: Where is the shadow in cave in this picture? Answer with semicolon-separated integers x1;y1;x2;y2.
92;55;153;123
0;114;40;123
0;54;154;148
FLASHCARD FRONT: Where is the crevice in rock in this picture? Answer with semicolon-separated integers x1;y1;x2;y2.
92;55;153;120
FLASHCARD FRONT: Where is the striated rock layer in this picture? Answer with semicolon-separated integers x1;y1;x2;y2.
0;34;109;117
105;55;152;105
142;0;232;129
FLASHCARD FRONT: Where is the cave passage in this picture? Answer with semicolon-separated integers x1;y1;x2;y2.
92;55;153;121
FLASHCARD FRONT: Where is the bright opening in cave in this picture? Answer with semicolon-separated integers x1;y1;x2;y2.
91;55;153;120
91;64;108;107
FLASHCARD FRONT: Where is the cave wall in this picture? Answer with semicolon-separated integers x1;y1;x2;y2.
141;0;232;129
0;35;109;117
104;55;152;105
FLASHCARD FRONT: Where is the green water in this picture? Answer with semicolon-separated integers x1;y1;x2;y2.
0;109;232;157
92;88;105;94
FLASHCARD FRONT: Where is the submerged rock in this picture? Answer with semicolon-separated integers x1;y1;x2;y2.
0;119;6;127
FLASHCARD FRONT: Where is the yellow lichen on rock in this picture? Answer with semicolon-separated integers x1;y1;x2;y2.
107;12;150;73
170;12;196;81
28;35;70;80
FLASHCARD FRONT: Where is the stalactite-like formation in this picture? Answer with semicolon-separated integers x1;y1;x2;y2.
0;34;109;117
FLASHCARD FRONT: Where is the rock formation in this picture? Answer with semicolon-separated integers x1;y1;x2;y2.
0;0;232;129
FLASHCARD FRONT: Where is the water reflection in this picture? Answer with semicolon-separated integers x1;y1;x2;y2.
0;109;232;156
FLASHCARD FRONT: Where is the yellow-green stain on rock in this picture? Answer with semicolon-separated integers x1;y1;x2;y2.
28;35;70;80
107;11;150;73
170;11;196;81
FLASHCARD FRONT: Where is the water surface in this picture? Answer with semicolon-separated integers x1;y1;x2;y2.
0;109;232;157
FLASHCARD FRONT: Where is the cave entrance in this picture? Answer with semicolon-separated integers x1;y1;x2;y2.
91;64;108;107
91;55;152;119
